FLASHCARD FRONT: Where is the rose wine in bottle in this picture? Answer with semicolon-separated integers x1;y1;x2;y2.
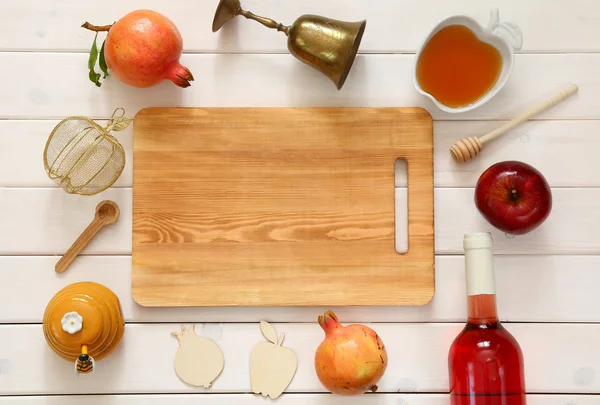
448;232;526;405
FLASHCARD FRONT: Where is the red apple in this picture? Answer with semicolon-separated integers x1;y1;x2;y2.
475;161;552;235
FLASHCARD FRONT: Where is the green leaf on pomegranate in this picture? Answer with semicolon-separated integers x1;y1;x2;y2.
87;32;102;86
89;69;101;87
99;39;109;78
88;32;99;70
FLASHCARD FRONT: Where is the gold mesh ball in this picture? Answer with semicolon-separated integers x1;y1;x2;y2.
43;109;129;196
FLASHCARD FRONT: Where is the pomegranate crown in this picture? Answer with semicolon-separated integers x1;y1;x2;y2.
318;310;341;333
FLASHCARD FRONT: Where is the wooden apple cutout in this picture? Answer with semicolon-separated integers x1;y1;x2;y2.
250;321;298;399
172;325;224;388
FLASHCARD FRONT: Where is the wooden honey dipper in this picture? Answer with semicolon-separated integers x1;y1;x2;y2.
450;84;579;163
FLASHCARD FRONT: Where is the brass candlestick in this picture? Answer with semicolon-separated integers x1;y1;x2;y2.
212;0;366;90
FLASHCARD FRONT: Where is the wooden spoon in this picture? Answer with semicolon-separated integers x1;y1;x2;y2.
450;84;579;163
55;200;120;273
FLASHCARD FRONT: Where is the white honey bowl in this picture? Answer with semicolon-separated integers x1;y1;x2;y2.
412;8;523;114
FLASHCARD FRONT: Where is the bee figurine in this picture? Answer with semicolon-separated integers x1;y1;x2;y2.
75;345;95;375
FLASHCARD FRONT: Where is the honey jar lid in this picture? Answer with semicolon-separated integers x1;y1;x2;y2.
43;282;124;362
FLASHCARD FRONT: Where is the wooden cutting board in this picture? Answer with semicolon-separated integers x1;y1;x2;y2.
132;107;434;307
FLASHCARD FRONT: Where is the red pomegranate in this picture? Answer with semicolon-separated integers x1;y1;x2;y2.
314;310;388;395
86;10;193;88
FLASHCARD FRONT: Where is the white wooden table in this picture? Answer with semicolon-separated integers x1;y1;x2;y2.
1;0;599;403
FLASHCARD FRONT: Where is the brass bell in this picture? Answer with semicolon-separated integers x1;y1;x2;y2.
212;0;367;90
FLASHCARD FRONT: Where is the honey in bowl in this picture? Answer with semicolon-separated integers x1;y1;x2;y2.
416;24;503;108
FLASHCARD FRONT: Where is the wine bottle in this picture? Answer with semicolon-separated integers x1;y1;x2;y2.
448;232;527;405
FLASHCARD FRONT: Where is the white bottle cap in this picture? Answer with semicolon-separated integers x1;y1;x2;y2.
463;232;496;296
464;232;494;250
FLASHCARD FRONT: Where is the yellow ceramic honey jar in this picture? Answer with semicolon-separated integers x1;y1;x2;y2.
43;282;125;374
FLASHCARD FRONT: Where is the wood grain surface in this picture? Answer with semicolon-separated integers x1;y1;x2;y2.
4;0;600;53
132;107;434;306
1;53;596;120
3;1;600;401
3;255;600;323
3;120;600;188
6;187;600;256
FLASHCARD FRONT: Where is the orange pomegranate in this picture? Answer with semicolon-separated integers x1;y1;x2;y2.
314;310;388;395
84;10;193;88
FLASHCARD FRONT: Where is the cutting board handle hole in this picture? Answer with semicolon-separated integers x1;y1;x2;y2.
395;158;408;254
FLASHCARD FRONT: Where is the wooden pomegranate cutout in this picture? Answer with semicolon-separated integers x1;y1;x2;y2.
250;321;298;399
172;325;224;388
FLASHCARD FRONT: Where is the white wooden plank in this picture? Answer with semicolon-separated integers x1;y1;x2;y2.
2;394;597;405
1;188;598;255
0;323;597;394
433;188;600;255
0;188;132;255
1;255;598;324
2;0;599;53
0;53;594;120
3;119;600;188
432;120;600;188
0;120;133;188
